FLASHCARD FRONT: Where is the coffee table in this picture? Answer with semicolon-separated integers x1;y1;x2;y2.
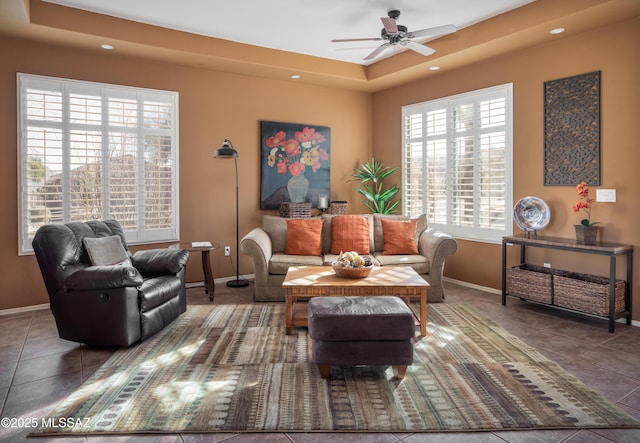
282;265;429;336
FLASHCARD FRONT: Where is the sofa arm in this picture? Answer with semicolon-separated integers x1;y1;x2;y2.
65;266;144;291
240;228;273;288
418;228;457;300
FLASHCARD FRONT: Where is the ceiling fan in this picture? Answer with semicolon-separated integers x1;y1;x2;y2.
332;9;456;61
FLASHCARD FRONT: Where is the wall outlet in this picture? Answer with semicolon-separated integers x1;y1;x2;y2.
543;262;551;268
224;246;231;256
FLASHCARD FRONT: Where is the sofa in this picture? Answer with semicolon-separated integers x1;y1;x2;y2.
240;213;457;303
32;219;190;346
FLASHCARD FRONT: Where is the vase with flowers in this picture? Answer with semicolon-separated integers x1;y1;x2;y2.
572;181;599;245
265;126;329;203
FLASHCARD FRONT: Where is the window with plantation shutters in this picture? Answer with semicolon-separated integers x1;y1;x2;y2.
17;73;179;254
402;84;513;243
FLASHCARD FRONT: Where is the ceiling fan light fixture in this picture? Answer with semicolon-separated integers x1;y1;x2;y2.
332;10;456;62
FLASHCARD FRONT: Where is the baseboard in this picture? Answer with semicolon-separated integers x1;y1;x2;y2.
444;277;501;295
186;274;255;287
0;303;49;317
213;274;255;284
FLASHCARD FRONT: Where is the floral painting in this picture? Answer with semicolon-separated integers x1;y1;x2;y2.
260;121;330;210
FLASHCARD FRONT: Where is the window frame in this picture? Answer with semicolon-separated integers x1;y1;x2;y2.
17;73;180;255
401;83;513;243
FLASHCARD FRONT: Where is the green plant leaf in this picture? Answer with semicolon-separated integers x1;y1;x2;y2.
350;157;401;214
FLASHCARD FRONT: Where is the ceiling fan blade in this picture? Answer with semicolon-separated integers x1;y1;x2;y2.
331;37;383;42
363;43;390;61
410;24;457;40
404;41;436;57
381;17;398;33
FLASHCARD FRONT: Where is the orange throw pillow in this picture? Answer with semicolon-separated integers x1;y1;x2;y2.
285;219;324;256
381;218;419;255
330;215;370;255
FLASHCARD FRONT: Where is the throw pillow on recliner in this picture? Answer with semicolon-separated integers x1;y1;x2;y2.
83;235;131;266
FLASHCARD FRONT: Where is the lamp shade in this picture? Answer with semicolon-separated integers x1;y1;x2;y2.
213;139;238;158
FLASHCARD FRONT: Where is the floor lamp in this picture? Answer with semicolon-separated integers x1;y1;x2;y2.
213;139;249;288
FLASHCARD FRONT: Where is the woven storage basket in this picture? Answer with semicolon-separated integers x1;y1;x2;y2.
278;202;311;218
553;273;626;316
507;264;570;304
329;201;348;215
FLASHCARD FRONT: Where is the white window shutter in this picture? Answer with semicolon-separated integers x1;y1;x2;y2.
18;74;179;254
402;84;513;243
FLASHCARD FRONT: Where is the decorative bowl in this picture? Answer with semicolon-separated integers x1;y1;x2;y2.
513;196;551;233
332;263;373;279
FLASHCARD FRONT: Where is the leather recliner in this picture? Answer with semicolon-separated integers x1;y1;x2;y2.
32;219;189;346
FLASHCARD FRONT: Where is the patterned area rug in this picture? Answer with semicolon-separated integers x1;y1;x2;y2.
33;303;640;435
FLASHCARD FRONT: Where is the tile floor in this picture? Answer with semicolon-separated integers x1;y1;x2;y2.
1;281;640;442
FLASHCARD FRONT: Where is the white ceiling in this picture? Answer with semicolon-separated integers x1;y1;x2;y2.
42;0;536;65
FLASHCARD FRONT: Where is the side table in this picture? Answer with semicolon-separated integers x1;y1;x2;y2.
170;242;220;301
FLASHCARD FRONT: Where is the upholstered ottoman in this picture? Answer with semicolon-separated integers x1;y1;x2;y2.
308;296;415;380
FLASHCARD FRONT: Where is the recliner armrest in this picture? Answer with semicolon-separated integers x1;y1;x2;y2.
65;266;144;291
131;249;190;277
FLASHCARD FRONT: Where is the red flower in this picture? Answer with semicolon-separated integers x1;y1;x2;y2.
288;161;305;177
573;181;597;226
282;139;300;157
276;161;287;174
295;127;325;144
266;131;286;149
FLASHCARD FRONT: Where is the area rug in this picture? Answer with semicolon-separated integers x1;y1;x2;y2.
33;303;640;435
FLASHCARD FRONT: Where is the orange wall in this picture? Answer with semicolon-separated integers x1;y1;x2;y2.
372;18;640;318
0;36;371;310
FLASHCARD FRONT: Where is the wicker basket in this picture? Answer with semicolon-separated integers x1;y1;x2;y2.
329;201;348;215
332;263;373;279
279;202;311;218
553;273;626;316
507;264;570;304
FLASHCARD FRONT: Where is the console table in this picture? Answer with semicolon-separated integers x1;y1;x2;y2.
502;234;633;332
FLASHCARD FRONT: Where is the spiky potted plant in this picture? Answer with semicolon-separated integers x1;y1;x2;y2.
350;158;400;214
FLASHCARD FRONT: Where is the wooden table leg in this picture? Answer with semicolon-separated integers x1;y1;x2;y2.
201;250;215;302
420;289;427;336
285;290;293;335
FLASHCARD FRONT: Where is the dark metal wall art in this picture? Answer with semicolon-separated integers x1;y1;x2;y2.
543;71;601;186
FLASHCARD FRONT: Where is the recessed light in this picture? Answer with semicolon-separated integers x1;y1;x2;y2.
549;28;565;35
290;74;301;79
429;66;441;71
101;44;114;50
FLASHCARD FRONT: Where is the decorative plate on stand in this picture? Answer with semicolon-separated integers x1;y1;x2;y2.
513;197;550;236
